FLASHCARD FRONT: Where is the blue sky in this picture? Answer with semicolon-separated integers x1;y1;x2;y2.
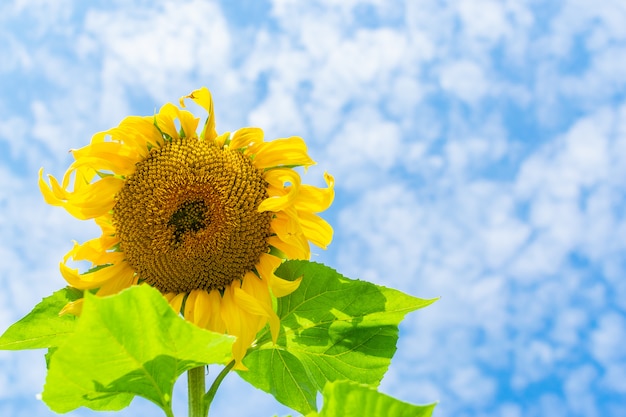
1;0;626;416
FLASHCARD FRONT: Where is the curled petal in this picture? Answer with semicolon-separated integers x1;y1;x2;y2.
293;172;335;213
251;137;315;169
256;253;302;297
94;216;119;250
68;239;124;266
155;103;200;141
60;260;134;290
258;169;301;213
70;141;142;177
100;116;163;152
180;87;217;141
269;274;302;298
38;169;64;207
39;170;122;220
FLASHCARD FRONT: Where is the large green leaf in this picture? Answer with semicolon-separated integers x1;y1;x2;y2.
42;285;235;416
307;380;437;417
0;287;81;350
239;260;437;414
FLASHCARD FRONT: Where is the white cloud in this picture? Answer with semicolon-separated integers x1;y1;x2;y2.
324;105;402;188
591;312;626;366
449;365;496;405
335;97;626;416
83;0;232;121
439;60;489;104
247;81;307;136
563;365;599;417
458;0;509;43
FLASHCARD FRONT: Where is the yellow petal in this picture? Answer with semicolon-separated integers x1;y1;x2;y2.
71;176;122;206
61;177;122;220
184;289;202;323
72;140;142;164
96;270;137;296
101;116;163;152
293;172;335;213
214;131;230;148
38;169;63;207
257;169;301;212
69;140;141;176
241;272;280;342
297;211;334;249
233;285;269;317
256;253;281;279
60;299;84;316
60;260;133;290
267;235;309;260
270;274;302;298
155;103;182;140
42;172;122;220
256;253;301;297
166;293;186;315
156;103;200;140
68;239;124;265
181;87;218;141
178;110;200;140
229;127;264;150
220;286;252;368
206;290;226;334
251;136;315;169
270;210;310;259
193;290;214;328
70;156;136;177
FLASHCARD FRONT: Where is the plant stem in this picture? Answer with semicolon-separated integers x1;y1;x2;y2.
203;360;236;415
188;366;207;417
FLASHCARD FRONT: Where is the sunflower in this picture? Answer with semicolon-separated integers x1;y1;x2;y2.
39;87;334;367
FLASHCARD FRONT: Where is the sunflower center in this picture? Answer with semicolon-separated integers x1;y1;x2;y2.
112;137;272;293
168;200;208;244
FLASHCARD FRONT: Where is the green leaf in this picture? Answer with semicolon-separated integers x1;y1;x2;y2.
306;380;437;417
0;287;82;350
239;260;437;414
42;285;235;415
44;347;57;369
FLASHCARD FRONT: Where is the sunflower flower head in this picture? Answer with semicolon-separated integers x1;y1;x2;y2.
39;88;334;368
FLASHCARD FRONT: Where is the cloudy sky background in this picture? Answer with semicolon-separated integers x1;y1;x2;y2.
1;0;626;416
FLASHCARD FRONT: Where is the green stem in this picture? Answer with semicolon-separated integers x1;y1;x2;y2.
203;360;236;415
188;366;207;417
